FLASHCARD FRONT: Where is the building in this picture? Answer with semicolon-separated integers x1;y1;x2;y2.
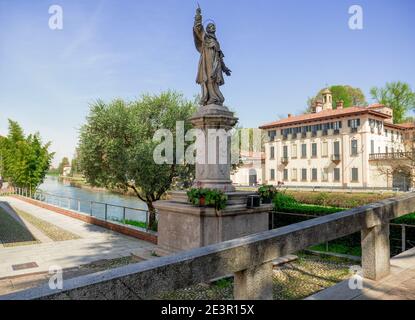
259;89;415;191
231;151;265;186
62;165;72;177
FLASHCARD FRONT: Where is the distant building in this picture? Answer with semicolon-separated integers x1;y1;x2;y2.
62;165;72;177
259;89;415;191
231;151;265;186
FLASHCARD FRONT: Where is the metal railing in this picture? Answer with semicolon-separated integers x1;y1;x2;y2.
13;187;155;232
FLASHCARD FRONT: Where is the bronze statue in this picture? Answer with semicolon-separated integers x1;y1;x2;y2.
193;6;231;106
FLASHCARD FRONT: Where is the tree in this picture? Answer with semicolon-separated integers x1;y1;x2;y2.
78;91;196;230
0;120;54;192
57;157;70;175
370;82;415;124
70;148;82;176
307;85;367;112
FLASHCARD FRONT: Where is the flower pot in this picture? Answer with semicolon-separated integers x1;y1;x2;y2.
199;197;206;206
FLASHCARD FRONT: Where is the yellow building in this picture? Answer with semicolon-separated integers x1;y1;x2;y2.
259;89;415;191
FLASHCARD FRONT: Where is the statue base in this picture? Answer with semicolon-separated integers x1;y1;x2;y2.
154;191;272;255
190;104;238;192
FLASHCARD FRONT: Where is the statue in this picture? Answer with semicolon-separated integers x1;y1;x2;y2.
193;6;231;106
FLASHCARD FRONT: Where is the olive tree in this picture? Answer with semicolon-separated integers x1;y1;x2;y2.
78;91;196;230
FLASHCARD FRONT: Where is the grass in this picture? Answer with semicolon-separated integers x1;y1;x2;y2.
309;243;362;257
14;208;80;242
0;206;39;247
157;253;354;300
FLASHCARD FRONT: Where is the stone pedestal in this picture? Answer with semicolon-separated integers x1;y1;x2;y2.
155;192;272;254
155;104;271;254
190;104;238;192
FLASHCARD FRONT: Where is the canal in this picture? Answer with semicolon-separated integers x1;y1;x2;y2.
39;176;148;223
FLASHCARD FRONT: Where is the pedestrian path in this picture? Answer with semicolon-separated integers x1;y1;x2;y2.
0;197;157;278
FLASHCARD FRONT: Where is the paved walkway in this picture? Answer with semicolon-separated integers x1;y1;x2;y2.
308;247;415;300
0;197;157;278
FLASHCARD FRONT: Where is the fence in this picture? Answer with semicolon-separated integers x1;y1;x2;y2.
271;211;415;256
13;187;155;232
3;192;415;300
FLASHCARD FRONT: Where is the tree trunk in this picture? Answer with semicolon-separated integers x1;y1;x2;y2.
146;201;157;231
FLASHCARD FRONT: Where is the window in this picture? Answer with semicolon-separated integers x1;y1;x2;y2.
386;146;389;154
301;169;307;181
371;140;374;154
322;141;328;157
283;145;288;158
385;129;388;137
292;144;297;158
283;169;288;181
333;168;340;182
270;146;275;159
292;168;298;181
351;139;358;156
348;119;361;128
351;168;359;182
311;143;317;158
301;144;307;158
311;168;318;181
322;168;329;182
270;169;275;181
268;130;276;142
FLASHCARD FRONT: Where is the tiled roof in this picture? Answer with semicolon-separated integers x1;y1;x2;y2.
259;106;390;129
387;122;415;130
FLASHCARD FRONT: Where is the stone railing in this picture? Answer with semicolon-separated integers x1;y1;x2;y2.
369;152;414;161
2;193;415;300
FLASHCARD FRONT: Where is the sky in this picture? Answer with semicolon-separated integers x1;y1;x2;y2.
0;0;414;166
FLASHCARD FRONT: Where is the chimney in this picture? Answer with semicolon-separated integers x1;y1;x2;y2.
337;100;344;110
288;113;292;118
315;100;323;113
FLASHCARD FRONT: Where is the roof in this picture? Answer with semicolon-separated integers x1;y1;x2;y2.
259;106;390;129
386;122;415;130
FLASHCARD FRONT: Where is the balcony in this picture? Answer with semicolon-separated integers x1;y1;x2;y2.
331;154;341;164
322;130;328;136
333;129;340;135
281;157;289;165
292;133;297;139
369;152;415;161
311;131;317;137
282;135;288;141
350;127;358;133
301;132;307;139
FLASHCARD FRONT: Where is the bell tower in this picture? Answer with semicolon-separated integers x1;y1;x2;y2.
322;88;333;110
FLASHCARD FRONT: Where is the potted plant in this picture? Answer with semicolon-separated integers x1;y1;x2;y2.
187;188;228;210
258;185;278;204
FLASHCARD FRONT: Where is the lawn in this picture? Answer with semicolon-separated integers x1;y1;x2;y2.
0;206;39;247
14;208;80;242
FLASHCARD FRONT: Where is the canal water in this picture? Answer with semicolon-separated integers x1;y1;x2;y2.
39;176;148;223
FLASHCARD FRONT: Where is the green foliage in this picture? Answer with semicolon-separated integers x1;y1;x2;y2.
392;213;415;226
78;91;196;230
272;192;298;211
187;188;228;210
273;192;344;215
0;120;54;192
307;85;367;112
370;81;415;124
258;185;278;200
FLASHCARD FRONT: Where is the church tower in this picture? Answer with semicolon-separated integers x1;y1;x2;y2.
322;88;333;110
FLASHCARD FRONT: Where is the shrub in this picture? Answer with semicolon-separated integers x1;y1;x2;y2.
272;192;298;211
258;185;278;201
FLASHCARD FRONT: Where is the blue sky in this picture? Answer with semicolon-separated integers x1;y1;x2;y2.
0;0;414;166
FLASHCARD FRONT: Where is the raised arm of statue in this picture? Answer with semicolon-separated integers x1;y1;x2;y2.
193;7;204;42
